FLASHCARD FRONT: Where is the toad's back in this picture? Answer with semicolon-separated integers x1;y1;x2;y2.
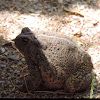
36;34;92;89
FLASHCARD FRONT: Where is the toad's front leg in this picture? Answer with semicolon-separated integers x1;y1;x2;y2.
19;65;43;93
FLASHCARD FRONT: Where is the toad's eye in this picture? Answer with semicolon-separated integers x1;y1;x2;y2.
22;37;29;45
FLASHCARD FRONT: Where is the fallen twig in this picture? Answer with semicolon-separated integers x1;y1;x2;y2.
32;90;74;95
64;8;84;17
21;67;31;94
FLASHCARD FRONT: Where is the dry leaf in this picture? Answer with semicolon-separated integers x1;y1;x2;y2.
12;86;15;92
77;41;83;45
74;33;82;37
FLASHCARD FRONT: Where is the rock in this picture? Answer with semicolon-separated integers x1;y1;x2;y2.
1;64;6;68
58;0;63;3
0;56;7;61
0;47;6;54
15;80;22;85
14;70;20;75
29;8;35;13
4;51;10;56
97;90;100;93
21;58;25;62
8;54;19;61
0;80;5;84
0;75;5;84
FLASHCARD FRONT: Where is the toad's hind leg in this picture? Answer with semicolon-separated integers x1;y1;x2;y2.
64;65;93;93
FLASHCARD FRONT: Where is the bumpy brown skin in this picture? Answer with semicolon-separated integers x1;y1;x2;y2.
14;27;93;93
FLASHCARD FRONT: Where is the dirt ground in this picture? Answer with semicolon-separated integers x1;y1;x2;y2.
0;0;100;98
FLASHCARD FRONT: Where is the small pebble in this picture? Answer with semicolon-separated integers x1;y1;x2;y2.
1;64;6;68
58;0;63;3
97;90;100;93
15;80;22;85
0;47;6;54
0;80;5;84
8;55;19;61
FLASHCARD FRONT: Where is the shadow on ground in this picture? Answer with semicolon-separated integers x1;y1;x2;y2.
0;0;99;15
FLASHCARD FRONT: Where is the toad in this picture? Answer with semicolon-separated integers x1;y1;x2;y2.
14;27;93;93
